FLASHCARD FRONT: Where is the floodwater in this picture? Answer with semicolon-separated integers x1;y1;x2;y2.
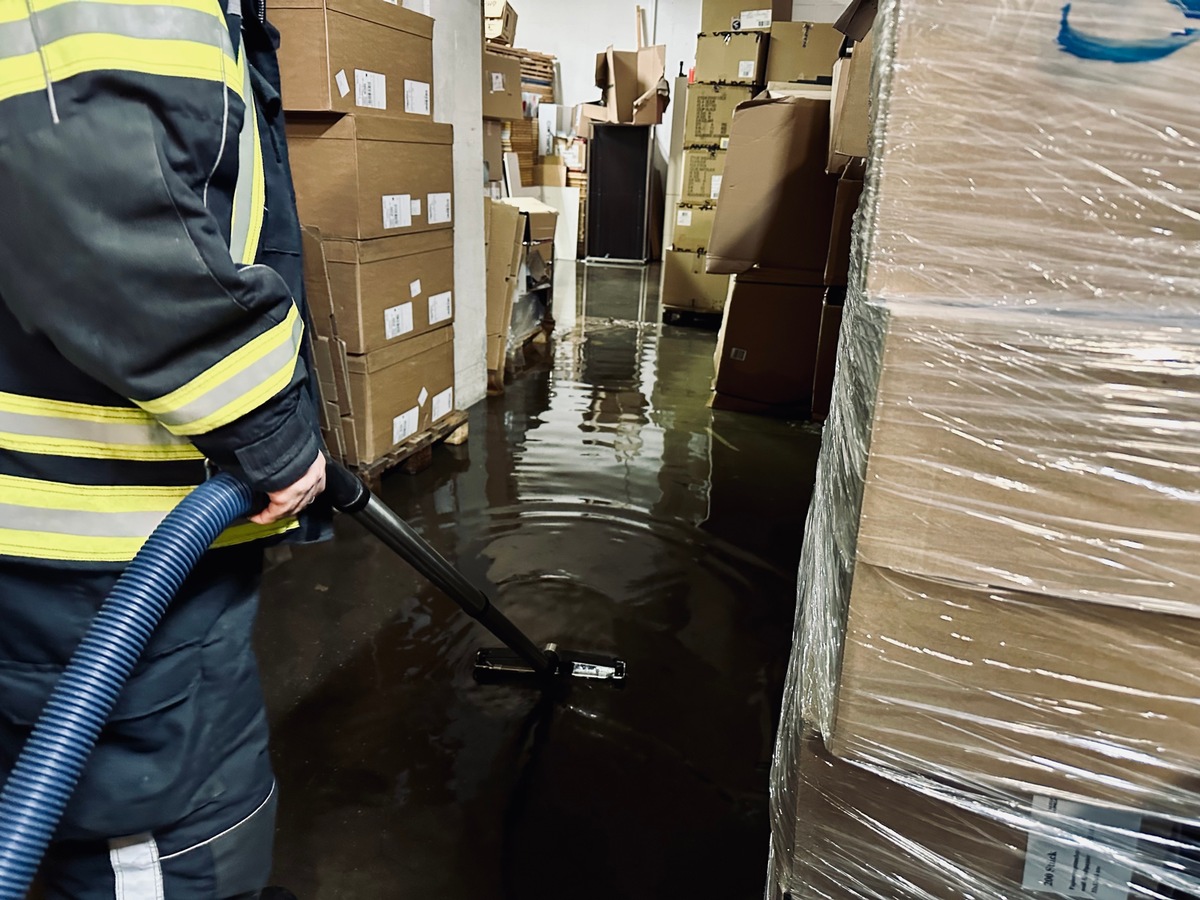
256;263;822;899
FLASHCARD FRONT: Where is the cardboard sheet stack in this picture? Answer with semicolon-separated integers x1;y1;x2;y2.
770;1;1200;897
273;0;456;467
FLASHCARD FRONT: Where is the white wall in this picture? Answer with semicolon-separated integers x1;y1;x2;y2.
432;0;488;409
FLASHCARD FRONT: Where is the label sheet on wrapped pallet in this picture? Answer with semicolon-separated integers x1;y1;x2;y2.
273;0;433;117
287;117;453;240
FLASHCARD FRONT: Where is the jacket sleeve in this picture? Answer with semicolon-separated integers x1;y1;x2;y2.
0;96;320;493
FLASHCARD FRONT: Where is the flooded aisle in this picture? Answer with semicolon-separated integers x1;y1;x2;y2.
256;264;822;899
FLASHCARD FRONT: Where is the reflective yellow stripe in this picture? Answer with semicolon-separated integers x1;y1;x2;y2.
139;305;304;436
229;46;265;265
0;520;298;563
30;0;226;14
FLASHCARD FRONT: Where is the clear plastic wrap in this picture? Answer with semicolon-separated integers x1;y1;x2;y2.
770;0;1200;897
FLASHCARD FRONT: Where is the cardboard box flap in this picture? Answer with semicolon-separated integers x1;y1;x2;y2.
835;0;879;40
345;325;453;377
323;230;454;265
273;0;433;38
501;196;559;243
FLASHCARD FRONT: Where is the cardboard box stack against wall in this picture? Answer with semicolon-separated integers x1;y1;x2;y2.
770;0;1200;897
273;0;456;467
683;10;852;418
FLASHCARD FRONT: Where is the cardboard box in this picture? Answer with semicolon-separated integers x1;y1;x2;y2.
809;290;843;420
701;0;790;33
712;280;824;414
483;119;505;182
671;204;717;252
486;200;525;360
346;326;455;463
661;249;731;312
484;0;517;46
683;83;755;149
680;149;727;205
594;45;668;125
288;116;454;241
274;0;433;118
533;158;568;187
824;160;865;286
834;0;878;40
765;22;843;84
828;36;872;173
483;52;524;121
694;32;769;86
706;92;838;278
324;231;455;355
502;196;558;243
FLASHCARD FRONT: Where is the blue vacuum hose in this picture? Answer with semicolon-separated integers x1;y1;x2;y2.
0;474;254;900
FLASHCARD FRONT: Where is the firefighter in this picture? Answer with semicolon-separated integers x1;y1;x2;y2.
0;1;325;896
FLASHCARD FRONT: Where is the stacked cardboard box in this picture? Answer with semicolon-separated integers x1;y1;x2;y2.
277;2;457;467
772;1;1200;897
483;0;517;47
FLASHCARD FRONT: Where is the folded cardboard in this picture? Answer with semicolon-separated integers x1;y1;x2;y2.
483;52;524;120
594;45;668;125
828;35;872;173
701;0;790;33
680;149;727;205
501;196;559;243
705;92;838;278
824;161;865;286
324;231;455;355
834;0;878;40
809;290;843;420
274;0;433;118
671;204;717;252
287;116;454;240
694;32;769;86
765;22;843;84
486;200;525;367
346;326;455;463
683;83;755;149
712;280;824;415
661;249;731;313
483;119;505;182
484;0;517;45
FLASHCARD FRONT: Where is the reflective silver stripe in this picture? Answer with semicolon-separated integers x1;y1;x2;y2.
26;2;233;56
0;17;37;57
153;313;303;431
228;48;256;263
0;503;168;538
0;408;193;447
109;834;166;900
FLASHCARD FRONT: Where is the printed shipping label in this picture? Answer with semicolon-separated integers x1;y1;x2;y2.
720;136;731;150
382;194;413;229
737;60;756;79
432;387;454;421
392;408;420;444
404;80;431;116
677;208;693;227
490;72;506;92
739;8;772;28
710;175;723;200
427;193;453;224
384;303;414;340
1021;796;1141;900
418;387;429;407
410;279;423;298
428;291;453;324
410;198;423;218
334;70;350;98
355;70;387;110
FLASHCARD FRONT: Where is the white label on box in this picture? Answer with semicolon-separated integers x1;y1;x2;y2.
731;347;748;362
334;69;350;98
431;387;453;421
490;72;506;93
720;136;731;150
382;194;413;229
427;192;453;224
737;60;756;79
410;279;422;298
418;387;429;407
384;302;414;340
410;197;422;218
355;70;386;110
1021;796;1141;900
710;175;723;200
428;290;453;324
393;407;420;444
381;0;397;5
676;208;693;227
404;79;431;116
739;8;772;28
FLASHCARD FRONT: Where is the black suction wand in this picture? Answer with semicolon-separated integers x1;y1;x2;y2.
323;460;626;685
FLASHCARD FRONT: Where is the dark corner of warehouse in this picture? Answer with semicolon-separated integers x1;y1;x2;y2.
3;0;1199;898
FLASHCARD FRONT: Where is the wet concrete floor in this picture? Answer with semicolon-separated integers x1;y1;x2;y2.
256;263;823;899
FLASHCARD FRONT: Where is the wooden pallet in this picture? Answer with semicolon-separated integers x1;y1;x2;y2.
353;410;469;487
662;305;725;331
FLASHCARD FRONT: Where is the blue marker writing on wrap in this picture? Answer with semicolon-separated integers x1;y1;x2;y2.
1058;2;1200;62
